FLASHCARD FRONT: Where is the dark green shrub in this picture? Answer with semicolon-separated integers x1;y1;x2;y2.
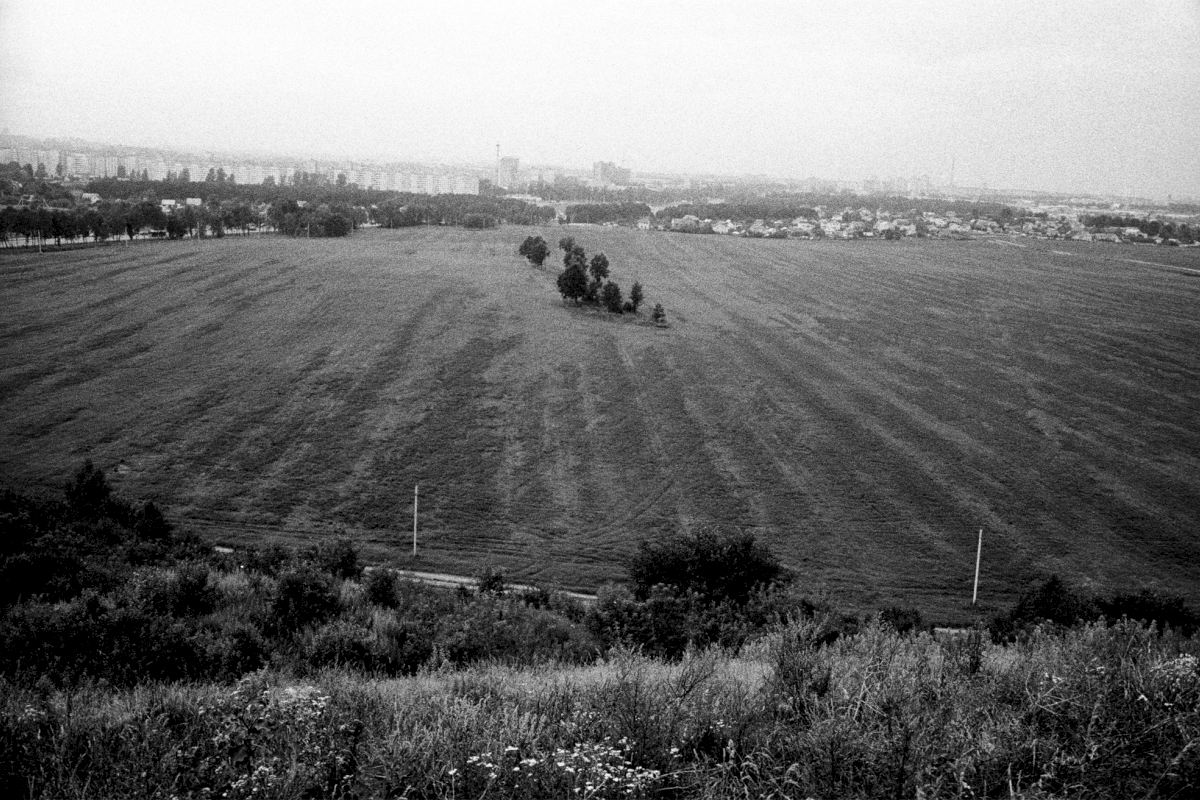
628;528;786;605
364;569;399;608
1099;590;1198;636
475;566;506;596
305;620;374;671
990;575;1098;641
371;615;434;674
311;537;361;580
602;281;623;313
242;544;291;576
171;563;216;616
880;605;924;634
133;501;171;541
271;568;339;633
213;623;268;678
65;460;111;519
437;596;600;666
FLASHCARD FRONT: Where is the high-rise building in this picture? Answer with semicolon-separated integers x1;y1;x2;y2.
497;156;519;189
453;174;480;195
593;161;631;185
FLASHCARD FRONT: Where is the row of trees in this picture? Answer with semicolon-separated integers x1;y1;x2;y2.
548;236;644;314
563;202;653;225
1080;213;1195;242
0;199;268;246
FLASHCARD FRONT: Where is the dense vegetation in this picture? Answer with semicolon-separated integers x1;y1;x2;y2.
564;202;653;225
2;464;1199;796
1079;213;1195;242
552;236;644;314
656;196;1025;225
0;161;554;247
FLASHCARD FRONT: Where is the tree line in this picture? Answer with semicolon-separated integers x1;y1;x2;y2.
562;202;653;224
520;235;646;315
1080;213;1195;242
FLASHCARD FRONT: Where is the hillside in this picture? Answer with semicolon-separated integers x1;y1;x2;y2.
2;229;1198;622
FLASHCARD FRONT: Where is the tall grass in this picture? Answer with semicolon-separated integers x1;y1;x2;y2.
3;618;1196;798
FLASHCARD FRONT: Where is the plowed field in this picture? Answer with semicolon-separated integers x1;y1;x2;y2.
4;229;1198;621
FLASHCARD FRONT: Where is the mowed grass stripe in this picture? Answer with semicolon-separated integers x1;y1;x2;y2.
2;229;1198;620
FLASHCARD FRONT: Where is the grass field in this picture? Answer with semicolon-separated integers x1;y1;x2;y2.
3;228;1199;622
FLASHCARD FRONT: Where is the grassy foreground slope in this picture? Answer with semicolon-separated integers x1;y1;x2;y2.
2;229;1198;620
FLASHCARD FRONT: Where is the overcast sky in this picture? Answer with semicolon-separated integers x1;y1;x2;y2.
2;0;1198;198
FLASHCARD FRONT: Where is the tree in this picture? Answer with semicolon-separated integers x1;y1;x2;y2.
602;281;623;313
216;167;227;183
66;460;112;519
518;234;548;266
180;168;191;183
628;527;786;605
35;163;47;179
629;281;644;313
589;253;610;285
336;172;347;187
165;214;188;239
558;235;575;252
556;260;588;305
205;168;216;182
651;303;666;325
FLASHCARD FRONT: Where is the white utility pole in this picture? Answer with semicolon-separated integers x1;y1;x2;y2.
972;528;983;605
412;484;419;556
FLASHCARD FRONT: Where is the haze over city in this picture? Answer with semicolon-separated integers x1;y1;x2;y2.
1;0;1198;197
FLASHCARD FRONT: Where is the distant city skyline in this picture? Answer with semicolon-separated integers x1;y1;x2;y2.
2;0;1197;201
3;130;1190;206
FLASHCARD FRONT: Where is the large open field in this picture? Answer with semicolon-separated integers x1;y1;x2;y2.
3;229;1199;621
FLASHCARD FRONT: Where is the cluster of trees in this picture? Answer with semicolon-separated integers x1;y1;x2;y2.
0;198;266;247
551;236;644;314
563;202;652;225
85;175;555;229
517;234;550;265
267;199;355;238
1080;213;1195;242
373;195;553;228
656;197;1023;228
989;574;1199;641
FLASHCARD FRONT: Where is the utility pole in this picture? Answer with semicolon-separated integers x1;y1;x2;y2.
412;484;419;557
972;528;983;605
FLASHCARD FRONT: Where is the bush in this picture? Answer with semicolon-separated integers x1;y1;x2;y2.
879;604;924;634
271;568;339;633
305;619;375;671
1099;590;1198;636
475;566;506;596
311;537;361;580
518;234;549;266
364;569;399;608
990;574;1097;641
602;281;623;313
628;528;786;605
212;622;268;678
136;563;215;617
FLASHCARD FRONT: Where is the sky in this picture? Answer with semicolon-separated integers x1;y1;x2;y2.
2;0;1198;198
